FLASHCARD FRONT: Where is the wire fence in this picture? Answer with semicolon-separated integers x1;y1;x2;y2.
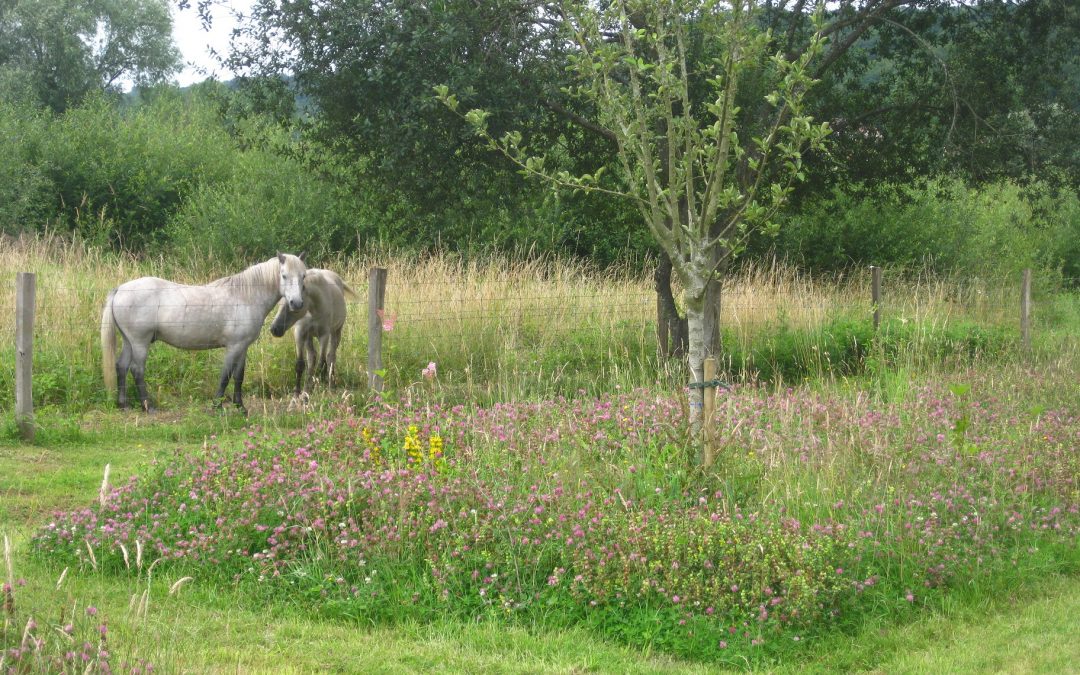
3;263;1041;422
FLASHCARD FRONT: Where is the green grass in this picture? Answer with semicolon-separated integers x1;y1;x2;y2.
787;574;1080;674
0;404;708;672
7;556;713;673
4;369;1079;673
2;238;1076;671
877;578;1080;674
9;556;1080;674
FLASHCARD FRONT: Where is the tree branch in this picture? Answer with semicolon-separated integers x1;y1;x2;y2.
539;97;617;143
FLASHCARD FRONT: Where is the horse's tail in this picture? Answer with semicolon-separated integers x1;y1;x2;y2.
341;281;360;302
101;289;118;394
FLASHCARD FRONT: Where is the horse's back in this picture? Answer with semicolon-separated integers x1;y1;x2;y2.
110;277;186;328
317;269;360;301
309;269;359;297
114;276;185;293
110;275;264;349
305;269;350;332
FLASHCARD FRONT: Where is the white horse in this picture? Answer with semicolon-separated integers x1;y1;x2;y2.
269;268;358;394
101;253;308;413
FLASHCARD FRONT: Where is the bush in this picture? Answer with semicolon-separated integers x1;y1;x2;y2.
0;102;55;234
38;92;235;250
774;177;1080;283
166;143;365;267
1030;182;1080;283
723;316;1017;383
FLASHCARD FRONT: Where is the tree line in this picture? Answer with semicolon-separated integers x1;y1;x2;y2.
1;0;1076;284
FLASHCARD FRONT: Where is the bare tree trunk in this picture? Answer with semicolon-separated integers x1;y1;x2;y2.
685;291;706;433
700;238;732;365
702;275;722;360
654;253;688;357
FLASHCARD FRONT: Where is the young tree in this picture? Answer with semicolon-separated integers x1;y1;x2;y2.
439;0;830;430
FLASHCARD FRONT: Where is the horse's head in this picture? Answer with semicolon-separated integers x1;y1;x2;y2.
269;299;305;338
277;252;307;311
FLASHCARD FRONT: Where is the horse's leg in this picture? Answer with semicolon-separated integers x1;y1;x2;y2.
326;330;342;388
214;345;239;409
116;339;133;410
303;334;317;393
230;349;249;414
129;342;154;413
292;329;305;396
219;344;249;413
315;335;329;379
213;364;231;408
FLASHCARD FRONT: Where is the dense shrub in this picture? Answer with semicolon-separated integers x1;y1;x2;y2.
166;144;365;266
39;93;235;250
774;178;1080;283
0;102;55;234
8;88;1077;281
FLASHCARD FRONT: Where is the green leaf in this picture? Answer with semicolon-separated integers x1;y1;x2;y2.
948;383;971;397
432;85;458;112
463;108;491;131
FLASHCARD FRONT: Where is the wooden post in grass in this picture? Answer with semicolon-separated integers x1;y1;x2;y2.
15;272;36;442
1020;268;1032;351
871;266;882;331
702;356;718;468
367;267;387;393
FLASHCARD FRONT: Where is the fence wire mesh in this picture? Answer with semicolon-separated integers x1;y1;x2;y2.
2;266;1033;411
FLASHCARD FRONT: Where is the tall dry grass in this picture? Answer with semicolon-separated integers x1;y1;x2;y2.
0;233;1031;410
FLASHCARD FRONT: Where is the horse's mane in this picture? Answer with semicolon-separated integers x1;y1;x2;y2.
208;257;279;296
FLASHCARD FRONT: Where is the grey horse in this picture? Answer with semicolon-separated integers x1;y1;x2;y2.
101;253;308;413
269;268;358;394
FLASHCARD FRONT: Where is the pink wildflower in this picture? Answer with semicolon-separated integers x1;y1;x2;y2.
376;309;396;332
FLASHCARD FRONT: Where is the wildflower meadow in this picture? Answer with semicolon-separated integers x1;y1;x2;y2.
25;359;1080;667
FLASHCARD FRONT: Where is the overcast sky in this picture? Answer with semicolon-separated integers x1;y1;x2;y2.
170;0;253;86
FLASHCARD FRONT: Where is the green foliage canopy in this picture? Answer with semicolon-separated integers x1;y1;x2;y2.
230;0;583;208
802;0;1080;189
0;0;180;111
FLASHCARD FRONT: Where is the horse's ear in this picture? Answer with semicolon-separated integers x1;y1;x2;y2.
277;252;285;264
298;251;306;262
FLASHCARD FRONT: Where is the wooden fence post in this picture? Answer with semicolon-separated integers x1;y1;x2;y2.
871;265;882;331
15;272;36;442
367;267;387;393
1020;268;1032;351
702;356;718;468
